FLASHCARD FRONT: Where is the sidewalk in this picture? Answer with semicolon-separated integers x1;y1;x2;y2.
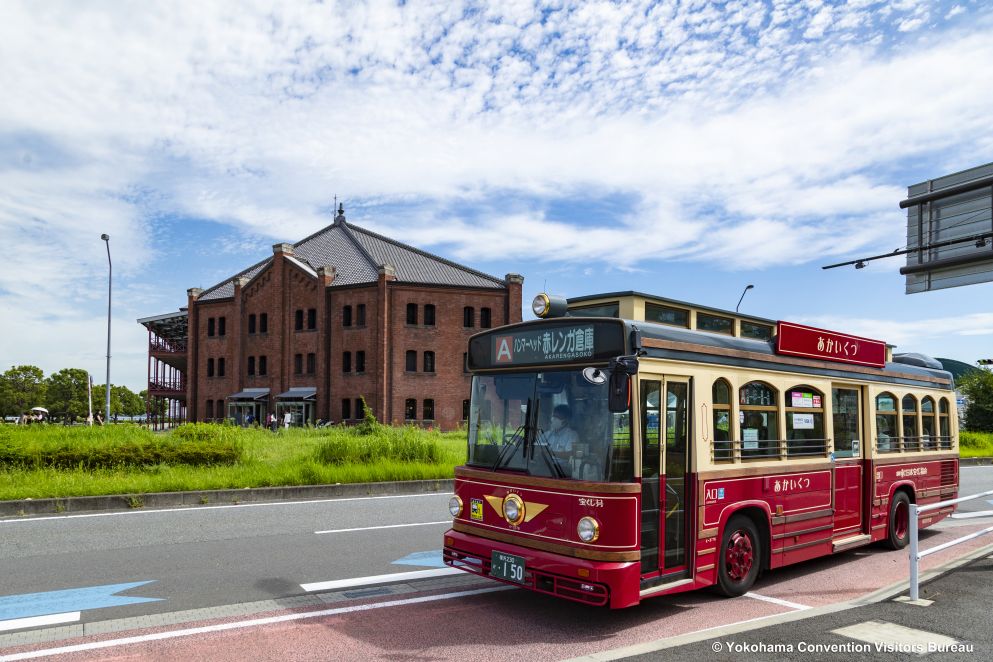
626;545;993;661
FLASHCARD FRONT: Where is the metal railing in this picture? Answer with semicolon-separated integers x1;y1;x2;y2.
712;438;831;462
877;435;954;453
150;337;187;353
908;489;993;601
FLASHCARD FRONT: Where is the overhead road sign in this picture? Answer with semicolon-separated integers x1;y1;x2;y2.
900;162;993;294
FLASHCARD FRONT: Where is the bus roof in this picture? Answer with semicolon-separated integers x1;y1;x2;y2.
469;317;952;390
628;317;953;390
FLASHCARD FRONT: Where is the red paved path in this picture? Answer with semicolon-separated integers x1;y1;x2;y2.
3;523;989;662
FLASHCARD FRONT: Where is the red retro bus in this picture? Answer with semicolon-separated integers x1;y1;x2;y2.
442;297;959;608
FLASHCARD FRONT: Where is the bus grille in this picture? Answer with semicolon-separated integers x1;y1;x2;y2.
940;460;956;486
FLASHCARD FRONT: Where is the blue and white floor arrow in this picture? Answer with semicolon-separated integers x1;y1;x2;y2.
0;581;162;632
391;550;446;568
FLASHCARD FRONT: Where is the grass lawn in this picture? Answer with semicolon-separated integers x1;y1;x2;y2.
960;431;993;458
0;422;467;501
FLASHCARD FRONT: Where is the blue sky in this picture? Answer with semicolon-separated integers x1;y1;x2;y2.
1;0;992;391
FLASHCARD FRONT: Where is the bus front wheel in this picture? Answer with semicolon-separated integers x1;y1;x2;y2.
717;515;762;597
886;491;911;550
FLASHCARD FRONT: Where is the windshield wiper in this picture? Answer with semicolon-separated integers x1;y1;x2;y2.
534;431;566;478
528;398;565;478
491;398;530;471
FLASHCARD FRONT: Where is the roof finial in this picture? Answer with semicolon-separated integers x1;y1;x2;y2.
334;201;346;225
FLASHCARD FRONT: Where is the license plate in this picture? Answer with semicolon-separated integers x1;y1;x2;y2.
490;551;527;584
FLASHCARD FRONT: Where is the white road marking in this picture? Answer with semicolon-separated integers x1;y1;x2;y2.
0;612;80;633
0;586;513;661
832;620;960;652
300;567;462;592
0;492;452;525
314;520;451;535
743;592;810;611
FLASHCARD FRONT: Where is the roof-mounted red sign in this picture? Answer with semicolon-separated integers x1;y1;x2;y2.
775;321;886;368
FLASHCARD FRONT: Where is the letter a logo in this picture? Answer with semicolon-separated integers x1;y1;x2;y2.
495;336;513;363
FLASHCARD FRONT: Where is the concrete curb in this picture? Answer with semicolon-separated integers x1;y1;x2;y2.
0;479;454;518
2;458;987;516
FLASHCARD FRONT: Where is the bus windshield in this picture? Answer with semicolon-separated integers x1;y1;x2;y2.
466;368;632;482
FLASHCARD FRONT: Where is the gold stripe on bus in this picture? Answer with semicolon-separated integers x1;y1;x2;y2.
871;453;958;466
452;521;641;562
697;462;835;480
455;466;641;493
641;338;952;386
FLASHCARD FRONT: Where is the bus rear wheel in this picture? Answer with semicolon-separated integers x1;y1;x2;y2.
717;515;762;597
886;491;911;550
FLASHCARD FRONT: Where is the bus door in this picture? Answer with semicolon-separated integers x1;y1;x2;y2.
831;386;865;536
640;377;692;577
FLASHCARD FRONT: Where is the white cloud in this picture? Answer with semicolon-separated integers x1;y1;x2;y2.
802;313;993;357
2;0;993;385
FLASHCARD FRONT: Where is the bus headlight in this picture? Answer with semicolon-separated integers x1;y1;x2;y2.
532;294;551;318
449;496;463;518
503;494;525;525
577;516;600;543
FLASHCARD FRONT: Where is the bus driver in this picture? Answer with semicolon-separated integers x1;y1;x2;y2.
543;404;579;453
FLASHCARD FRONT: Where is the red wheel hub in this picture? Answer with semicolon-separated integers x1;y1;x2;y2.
726;530;754;581
894;501;908;539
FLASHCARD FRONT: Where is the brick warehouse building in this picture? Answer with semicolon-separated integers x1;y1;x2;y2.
138;206;523;430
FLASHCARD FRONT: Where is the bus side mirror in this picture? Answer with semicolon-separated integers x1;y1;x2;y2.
608;372;630;413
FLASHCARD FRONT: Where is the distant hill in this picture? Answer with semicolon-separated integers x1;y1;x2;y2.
936;358;981;381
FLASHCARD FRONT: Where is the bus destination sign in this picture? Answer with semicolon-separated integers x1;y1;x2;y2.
775;321;886;368
468;321;626;370
495;326;596;364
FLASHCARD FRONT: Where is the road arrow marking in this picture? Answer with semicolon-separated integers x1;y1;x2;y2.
391;550;447;568
0;582;162;622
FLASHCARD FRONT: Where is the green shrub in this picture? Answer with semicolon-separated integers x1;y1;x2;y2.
0;424;242;469
313;425;441;465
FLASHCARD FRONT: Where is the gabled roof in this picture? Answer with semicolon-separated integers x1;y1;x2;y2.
197;215;504;301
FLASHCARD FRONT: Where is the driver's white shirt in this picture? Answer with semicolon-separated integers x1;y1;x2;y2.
544;426;579;453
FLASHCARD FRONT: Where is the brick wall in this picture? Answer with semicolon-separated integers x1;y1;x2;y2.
188;261;523;431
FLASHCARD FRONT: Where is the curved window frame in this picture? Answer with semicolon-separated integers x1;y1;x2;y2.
712;379;733;462
784;385;826;457
902;394;920;451
938;398;951;449
739;381;779;459
875;392;899;453
921;396;937;450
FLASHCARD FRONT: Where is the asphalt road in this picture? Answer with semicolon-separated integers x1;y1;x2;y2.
0;492;455;619
0;466;990;660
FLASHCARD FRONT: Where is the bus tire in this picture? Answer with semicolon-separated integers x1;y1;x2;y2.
717;515;762;597
886;491;911;550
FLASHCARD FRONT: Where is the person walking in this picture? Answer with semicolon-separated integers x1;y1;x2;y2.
283;410;292;429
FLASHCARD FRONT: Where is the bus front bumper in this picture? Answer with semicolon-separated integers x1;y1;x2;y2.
443;529;641;609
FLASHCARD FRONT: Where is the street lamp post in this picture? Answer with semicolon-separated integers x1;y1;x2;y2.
101;234;112;423
736;284;754;313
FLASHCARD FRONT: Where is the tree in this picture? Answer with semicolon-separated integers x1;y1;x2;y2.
117;385;146;417
960;366;993;432
0;365;47;416
46;368;91;419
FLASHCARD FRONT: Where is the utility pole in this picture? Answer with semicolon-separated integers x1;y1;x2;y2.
101;234;112;423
